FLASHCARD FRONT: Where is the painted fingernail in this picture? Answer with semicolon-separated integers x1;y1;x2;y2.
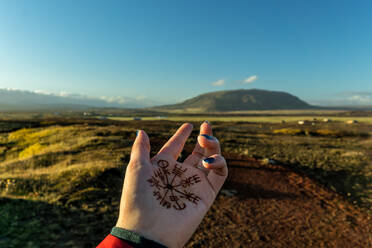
201;134;214;140
136;130;140;136
204;157;215;164
203;120;210;124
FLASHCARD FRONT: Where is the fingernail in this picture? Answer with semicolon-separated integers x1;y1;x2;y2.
203;120;210;124
201;134;213;140
136;130;140;136
204;157;215;164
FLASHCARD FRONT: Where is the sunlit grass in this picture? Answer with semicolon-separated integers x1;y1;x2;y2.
0;119;371;247
105;116;372;123
1;124;132;204
19;143;46;159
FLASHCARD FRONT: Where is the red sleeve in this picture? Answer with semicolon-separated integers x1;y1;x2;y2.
96;234;133;248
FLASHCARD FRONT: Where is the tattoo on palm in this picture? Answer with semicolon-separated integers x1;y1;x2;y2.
147;160;201;210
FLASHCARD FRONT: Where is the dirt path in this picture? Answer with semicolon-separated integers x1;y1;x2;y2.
187;155;372;248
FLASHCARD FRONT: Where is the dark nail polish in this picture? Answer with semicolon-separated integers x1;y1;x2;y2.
136;130;140;136
204;157;215;164
201;134;213;140
203;120;210;124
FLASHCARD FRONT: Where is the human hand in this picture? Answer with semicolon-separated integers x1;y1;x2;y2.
116;122;228;248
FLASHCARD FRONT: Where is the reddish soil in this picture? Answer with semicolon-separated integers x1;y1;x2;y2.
186;154;372;248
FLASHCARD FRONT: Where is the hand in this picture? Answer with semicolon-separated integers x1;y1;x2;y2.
116;122;228;248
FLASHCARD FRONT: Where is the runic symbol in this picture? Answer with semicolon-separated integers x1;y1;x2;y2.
180;175;201;188
180;191;201;204
154;168;167;184
148;160;202;210
172;164;187;178
173;201;186;210
147;176;161;190
153;191;162;200
158;160;169;168
169;195;179;202
160;199;171;209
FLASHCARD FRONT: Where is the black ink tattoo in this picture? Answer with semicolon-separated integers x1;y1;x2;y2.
147;160;201;210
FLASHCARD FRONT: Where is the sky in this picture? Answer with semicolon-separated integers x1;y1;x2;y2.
1;0;372;106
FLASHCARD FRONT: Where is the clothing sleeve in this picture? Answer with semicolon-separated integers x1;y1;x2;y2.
96;234;133;248
96;227;168;248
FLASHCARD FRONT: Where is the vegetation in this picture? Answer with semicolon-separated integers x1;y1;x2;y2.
107;115;372;123
0;117;371;247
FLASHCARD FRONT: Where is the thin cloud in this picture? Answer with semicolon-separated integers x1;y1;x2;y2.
100;96;127;104
34;89;52;95
243;75;258;84
212;79;225;86
338;91;372;97
58;91;69;97
347;95;372;104
310;93;372;106
135;95;147;100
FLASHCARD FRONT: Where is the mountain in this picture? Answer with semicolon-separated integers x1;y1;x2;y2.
155;89;314;112
0;88;320;112
0;89;156;111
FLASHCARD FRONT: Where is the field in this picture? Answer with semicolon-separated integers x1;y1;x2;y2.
107;115;372;123
0;116;371;247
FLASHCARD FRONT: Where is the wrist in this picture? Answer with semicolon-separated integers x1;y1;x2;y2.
111;226;169;248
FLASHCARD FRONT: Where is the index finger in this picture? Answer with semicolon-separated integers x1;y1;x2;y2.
157;123;193;159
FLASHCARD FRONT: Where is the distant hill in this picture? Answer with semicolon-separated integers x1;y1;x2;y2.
0;89;156;111
154;89;314;112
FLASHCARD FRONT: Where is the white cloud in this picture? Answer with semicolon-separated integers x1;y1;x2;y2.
135;95;147;100
100;96;127;104
58;91;69;97
347;95;372;104
243;75;258;84
310;92;372;106
5;87;21;91
339;92;372;104
212;79;225;86
34;89;51;95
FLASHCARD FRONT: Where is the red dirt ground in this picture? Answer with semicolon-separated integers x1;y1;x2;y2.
186;154;372;248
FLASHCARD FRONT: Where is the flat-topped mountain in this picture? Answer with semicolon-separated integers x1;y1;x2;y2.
155;89;314;112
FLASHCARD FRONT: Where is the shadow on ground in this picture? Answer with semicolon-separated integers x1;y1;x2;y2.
1;154;371;248
0;197;115;248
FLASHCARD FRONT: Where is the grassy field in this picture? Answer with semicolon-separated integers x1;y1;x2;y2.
106;115;372;123
0;117;371;247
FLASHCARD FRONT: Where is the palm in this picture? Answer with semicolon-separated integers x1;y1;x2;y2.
146;156;215;211
116;123;227;248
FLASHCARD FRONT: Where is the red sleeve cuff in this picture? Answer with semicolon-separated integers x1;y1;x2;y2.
97;234;133;248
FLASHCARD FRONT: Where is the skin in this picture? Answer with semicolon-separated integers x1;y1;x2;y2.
116;122;228;248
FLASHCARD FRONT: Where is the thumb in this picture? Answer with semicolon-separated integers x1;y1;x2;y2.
202;154;228;193
130;130;151;164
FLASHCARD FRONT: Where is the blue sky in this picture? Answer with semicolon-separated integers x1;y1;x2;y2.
1;0;372;106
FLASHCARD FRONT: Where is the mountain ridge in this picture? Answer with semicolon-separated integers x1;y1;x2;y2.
1;88;371;112
0;89;155;111
154;89;315;112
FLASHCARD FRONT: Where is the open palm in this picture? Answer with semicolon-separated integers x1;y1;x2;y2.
116;122;228;248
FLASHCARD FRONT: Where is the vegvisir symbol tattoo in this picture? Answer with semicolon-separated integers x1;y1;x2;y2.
147;160;201;210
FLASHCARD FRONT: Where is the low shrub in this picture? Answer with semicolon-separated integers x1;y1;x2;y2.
273;128;304;135
19;143;46;159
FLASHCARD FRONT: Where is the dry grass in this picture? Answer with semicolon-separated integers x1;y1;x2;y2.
0;125;133;204
0;119;371;247
106;115;372;123
273;128;304;135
